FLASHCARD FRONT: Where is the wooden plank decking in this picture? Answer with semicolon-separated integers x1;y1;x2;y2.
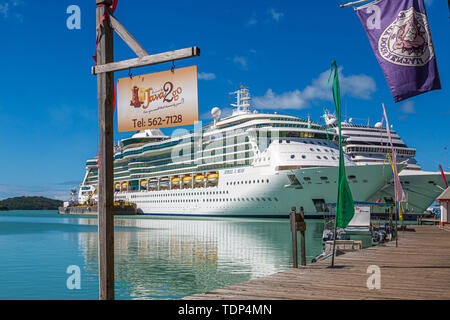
183;225;450;300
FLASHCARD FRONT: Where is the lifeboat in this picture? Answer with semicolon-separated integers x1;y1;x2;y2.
207;173;219;182
183;176;193;184
140;180;148;189
194;175;206;183
159;177;169;186
171;177;181;185
121;182;128;187
114;182;121;191
149;178;158;188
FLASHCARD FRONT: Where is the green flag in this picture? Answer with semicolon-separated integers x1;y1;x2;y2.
328;61;354;228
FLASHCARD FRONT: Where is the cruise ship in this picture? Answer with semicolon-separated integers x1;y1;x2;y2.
323;111;449;214
78;86;395;218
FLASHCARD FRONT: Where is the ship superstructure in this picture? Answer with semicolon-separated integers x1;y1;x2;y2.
79;87;394;217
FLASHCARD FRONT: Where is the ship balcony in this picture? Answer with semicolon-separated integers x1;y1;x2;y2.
129;164;198;178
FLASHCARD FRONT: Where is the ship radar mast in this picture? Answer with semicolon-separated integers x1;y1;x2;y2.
230;85;251;115
322;109;337;126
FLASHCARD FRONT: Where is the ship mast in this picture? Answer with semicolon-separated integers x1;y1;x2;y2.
230;85;251;114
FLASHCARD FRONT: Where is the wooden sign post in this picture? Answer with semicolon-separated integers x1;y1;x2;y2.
94;0;200;300
96;0;115;301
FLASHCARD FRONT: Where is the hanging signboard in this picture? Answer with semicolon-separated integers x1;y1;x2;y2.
117;65;198;132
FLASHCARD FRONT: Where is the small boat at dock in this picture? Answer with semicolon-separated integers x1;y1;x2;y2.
58;201;138;216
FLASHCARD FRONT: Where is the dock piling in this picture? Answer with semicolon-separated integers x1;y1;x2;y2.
290;206;307;268
290;207;298;268
299;206;306;266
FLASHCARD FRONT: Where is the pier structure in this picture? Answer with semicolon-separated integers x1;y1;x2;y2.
183;225;450;300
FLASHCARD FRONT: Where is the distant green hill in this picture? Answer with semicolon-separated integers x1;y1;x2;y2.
0;197;63;210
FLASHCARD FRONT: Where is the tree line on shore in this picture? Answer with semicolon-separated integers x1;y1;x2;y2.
0;197;63;211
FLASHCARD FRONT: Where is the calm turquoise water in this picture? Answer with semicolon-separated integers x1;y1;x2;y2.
0;210;371;300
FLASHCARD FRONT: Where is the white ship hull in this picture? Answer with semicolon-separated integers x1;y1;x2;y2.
323;111;449;217
112;164;393;218
367;169;450;214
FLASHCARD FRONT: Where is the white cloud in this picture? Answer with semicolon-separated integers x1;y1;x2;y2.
253;89;307;110
233;55;248;70
268;8;284;22
253;67;377;110
399;101;416;114
198;72;216;81
0;0;23;21
0;3;9;18
245;12;258;27
200;107;234;120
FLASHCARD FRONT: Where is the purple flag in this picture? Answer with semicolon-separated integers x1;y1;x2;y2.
356;0;441;102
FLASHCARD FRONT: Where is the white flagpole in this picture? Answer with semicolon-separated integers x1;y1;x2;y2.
339;0;373;8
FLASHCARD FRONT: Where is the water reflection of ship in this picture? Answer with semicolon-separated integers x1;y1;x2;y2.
70;217;324;299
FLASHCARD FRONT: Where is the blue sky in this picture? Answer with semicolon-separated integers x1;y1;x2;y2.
0;0;448;200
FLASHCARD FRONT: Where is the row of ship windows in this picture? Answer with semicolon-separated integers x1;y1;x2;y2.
110;163;250;180
308;147;335;153
280;139;333;147
226;179;269;185
301;175;366;182
131;190;232;198
290;154;339;160
347;146;415;155
135;197;280;203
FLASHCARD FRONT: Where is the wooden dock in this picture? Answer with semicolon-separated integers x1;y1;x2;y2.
417;216;440;225
183;225;450;300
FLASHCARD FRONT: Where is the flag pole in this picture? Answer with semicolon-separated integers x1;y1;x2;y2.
448;0;450;18
339;0;372;8
331;212;337;267
328;61;355;268
395;202;399;247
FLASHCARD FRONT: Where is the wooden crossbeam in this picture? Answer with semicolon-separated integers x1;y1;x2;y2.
92;47;200;74
109;14;148;57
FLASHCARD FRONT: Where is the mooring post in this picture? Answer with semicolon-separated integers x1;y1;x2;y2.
299;206;306;267
96;0;115;300
290;206;298;268
395;204;399;247
389;206;393;240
